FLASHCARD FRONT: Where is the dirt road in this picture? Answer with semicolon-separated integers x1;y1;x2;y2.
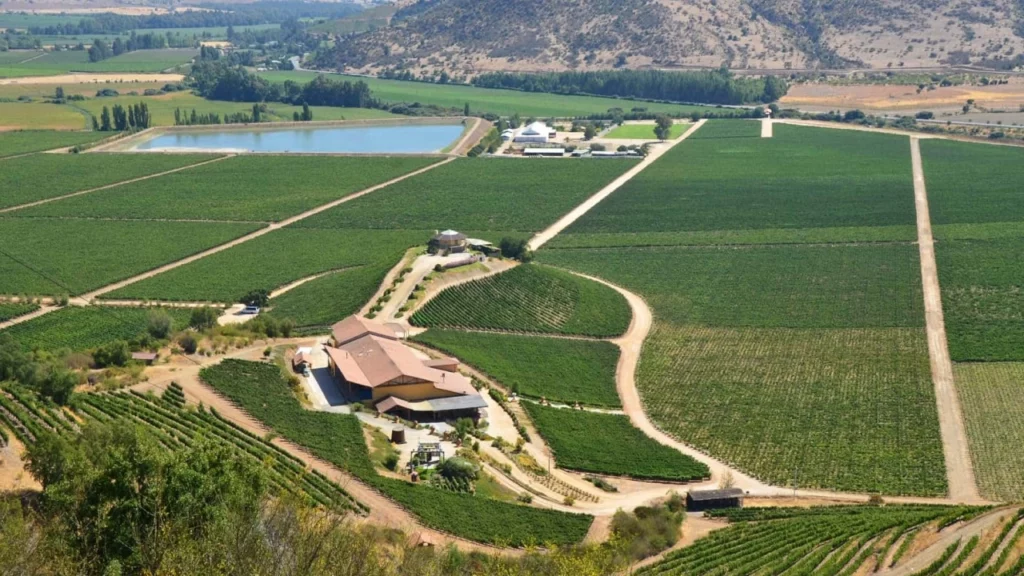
879;507;1015;576
910;137;981;503
527;120;706;251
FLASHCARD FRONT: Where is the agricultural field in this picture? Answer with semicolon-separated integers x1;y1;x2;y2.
411;264;632;337
412;329;621;407
267;264;392;330
0;80;168;100
0;129;107;158
542;244;923;329
537;244;945;495
0;50;45;65
0;218;259;295
105;228;425;303
935;237;1024;362
0;383;364;512
955;362;1024;502
0;102;88;129
259;70;735;118
0;305;190;352
546;225;918;250
638;506;998;576
687;118;762;139
201;359;593;546
522;402;709;481
0;152;213;210
557;123;917;246
603;122;687;140
0;48;197;77
0;302;38;323
295;157;638;237
21;155;439;221
922;140;1024;227
73;92;399;128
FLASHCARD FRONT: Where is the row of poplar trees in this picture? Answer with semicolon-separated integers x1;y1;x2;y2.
92;103;152;131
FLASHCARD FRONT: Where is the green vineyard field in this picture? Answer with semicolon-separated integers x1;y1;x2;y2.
0;306;191;352
411;264;632;337
956;362;1024;502
0;130;109;158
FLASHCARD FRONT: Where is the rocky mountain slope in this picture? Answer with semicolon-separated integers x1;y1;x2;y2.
318;0;1024;74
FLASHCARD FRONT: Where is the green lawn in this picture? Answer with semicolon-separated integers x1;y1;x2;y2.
105;228;425;303
0;218;259;296
559;124;916;242
413;329;621;407
295;157;638;235
0;152;214;210
201;359;593;546
258;70;736;118
603;122;687;140
20;155;439;221
0;130;108;158
411;264;632;337
522;402;710;481
0;306;191;352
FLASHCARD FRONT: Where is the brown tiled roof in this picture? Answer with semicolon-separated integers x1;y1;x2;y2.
331;316;399;346
329;335;473;393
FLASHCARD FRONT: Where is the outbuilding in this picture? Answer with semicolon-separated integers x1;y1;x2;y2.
428;229;468;254
524;148;565;157
686;488;744;512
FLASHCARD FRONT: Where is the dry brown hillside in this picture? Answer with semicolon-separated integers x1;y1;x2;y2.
318;0;1024;74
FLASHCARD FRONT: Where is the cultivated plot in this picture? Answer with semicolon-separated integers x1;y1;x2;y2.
413;329;622;407
554;123;917;247
0;218;259;295
0;152;215;210
922;139;1024;227
295;158;639;236
411;264;632;337
267;264;394;329
0;306;191;352
522;402;710;481
20;155;439;221
0;129;109;158
603;123;688;140
105;228;426;303
0;102;88;130
956;362;1024;502
0;302;38;323
0;48;197;77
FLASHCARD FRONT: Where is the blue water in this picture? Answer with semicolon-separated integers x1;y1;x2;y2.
132;123;464;154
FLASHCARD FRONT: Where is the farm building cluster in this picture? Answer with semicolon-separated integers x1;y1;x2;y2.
323;316;487;422
501;121;557;144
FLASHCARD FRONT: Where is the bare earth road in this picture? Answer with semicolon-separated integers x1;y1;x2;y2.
527;119;706;251
910;137;982;503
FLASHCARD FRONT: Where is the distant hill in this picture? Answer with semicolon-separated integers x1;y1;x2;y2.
315;0;1024;75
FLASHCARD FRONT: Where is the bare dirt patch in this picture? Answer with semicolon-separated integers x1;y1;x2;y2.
782;81;1024;113
0;73;185;86
0;435;42;492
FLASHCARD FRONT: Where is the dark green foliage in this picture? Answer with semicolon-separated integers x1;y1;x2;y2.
91;340;131;368
1;307;191;353
936;238;1024;361
200;359;594;546
412;264;632;337
522;403;709;481
499;237;532;261
240;289;270;308
295;158;637;235
413;330;621;407
267;264;391;330
0;302;39;323
0;153;215;210
563;124;916;237
188;306;220;331
20;156;440;221
0;218;260;296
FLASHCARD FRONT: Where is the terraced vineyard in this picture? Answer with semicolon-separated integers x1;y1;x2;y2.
201;359;593;546
0;130;109;158
522;402;709;481
411;264;631;337
0;306;192;352
413;329;622;407
0;383;364;513
637;506;999;576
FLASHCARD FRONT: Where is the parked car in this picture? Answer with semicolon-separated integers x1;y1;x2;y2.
241;305;260;315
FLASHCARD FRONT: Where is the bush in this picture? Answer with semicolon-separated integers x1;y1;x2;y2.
610;501;685;561
240;289;270;308
383;452;400;471
178;331;199;354
147;310;173;339
93;340;131;368
438;457;479;481
189;306;220;331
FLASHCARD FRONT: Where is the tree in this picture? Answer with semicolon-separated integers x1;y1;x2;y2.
842;109;866;122
189;307;220;331
252;103;261;122
178;331;199;354
100;106;112;131
54;86;64;100
146;309;173;339
583;124;597;140
301;102;312;121
653;115;673;140
39;368;78;405
91;116;100;131
499;237;533;262
463;102;470;116
240;289;269;308
92;340;131;368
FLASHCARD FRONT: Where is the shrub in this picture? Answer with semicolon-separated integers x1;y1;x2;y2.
189;306;220;331
93;340;131;368
178;331;198;354
383;452;400;471
147;309;173;339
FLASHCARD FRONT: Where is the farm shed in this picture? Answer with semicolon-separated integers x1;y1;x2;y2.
524;148;566;157
131;352;158;365
686;488;744;512
428;229;468;255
